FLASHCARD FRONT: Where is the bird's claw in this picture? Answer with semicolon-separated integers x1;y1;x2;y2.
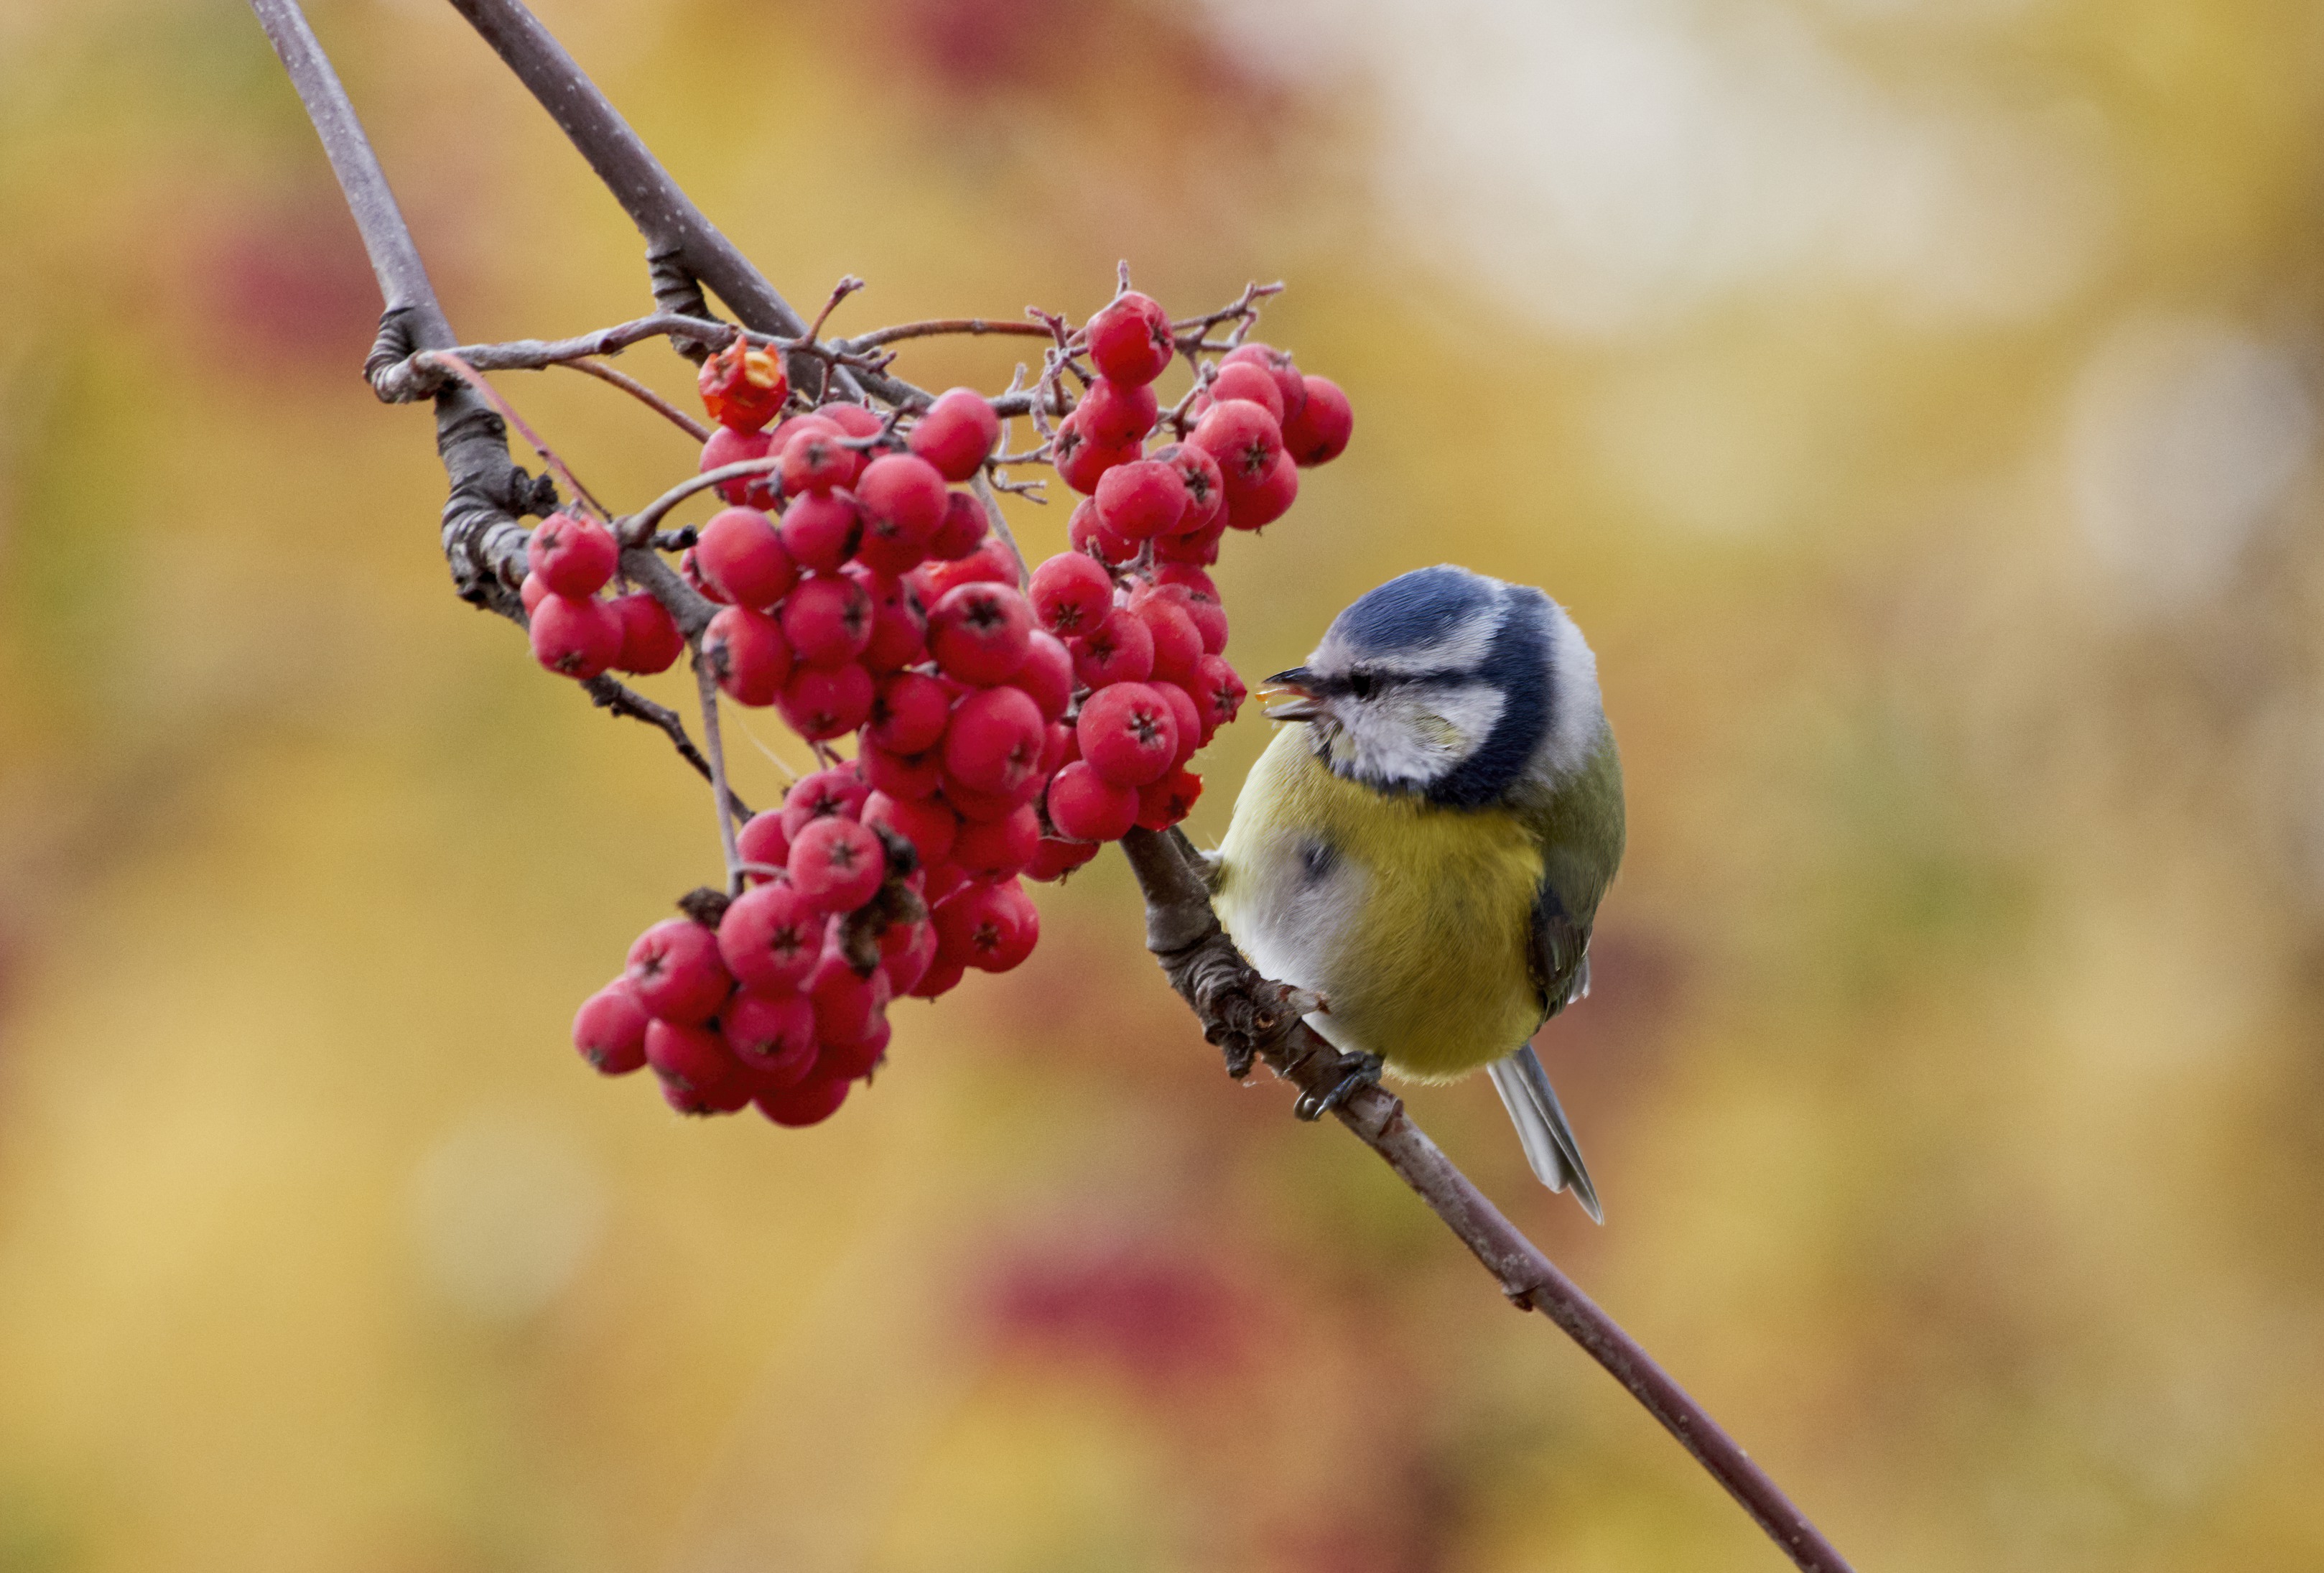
1293;1051;1382;1121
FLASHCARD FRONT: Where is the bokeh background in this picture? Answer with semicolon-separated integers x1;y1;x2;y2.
5;0;2324;1568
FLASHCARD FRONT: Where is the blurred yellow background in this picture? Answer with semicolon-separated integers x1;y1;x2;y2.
5;0;2324;1568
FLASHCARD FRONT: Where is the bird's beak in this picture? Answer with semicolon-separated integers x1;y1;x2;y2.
1260;667;1326;723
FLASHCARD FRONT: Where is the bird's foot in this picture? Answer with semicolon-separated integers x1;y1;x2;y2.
1293;1050;1382;1121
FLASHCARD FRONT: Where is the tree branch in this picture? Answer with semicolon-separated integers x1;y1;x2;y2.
1119;829;1854;1573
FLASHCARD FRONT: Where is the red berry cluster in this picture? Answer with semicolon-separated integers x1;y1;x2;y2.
541;280;1352;1128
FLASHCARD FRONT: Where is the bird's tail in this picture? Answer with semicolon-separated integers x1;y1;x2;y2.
1487;1047;1603;1223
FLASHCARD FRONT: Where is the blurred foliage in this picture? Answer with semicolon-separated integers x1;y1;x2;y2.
5;0;2324;1569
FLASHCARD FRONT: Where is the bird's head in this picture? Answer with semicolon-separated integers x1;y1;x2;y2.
1262;565;1599;807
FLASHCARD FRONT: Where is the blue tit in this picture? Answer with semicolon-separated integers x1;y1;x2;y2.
1209;565;1624;1220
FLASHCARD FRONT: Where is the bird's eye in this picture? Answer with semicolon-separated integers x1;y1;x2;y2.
1346;672;1375;700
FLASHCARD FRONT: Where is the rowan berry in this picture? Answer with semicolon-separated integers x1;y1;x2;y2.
778;419;854;497
777;659;874;739
1281;375;1352;465
1084;290;1174;386
880;919;939;996
626;917;733;1025
818;1015;892;1081
1153;516;1225;566
610;591;685;674
942;685;1046;796
521;570;551;615
928;489;988;561
530;593;624;680
1208;360;1285;424
1190;654;1247;735
909;955;967;1001
952;803;1041;880
1077;682;1179;786
1066;496;1137;566
776;491;863;575
908;387;1002;482
807;946;893;1043
1095;458;1189;541
1151;443;1225;532
1079;376;1159;447
1041;720;1074;777
1069;606;1155;688
695;506;796;609
1136;765;1204;830
736;809;791;881
1222;341;1306;419
1131;590;1203;685
928;582;1035;685
780;574;873;667
915;540;1017;602
944;878;1041;972
818;401;886;446
646;1018;740;1104
697;335;789;430
526;512;618;598
573;979;651;1075
1046;759;1140;842
1190;399;1284;491
702;605;791;705
778;766;870;839
866;670;952;754
700;424;778;508
1224;451;1298;529
1025;836;1102;882
723;991;819;1085
756;1072;850;1126
863;789;959;868
787;817;886;914
846;568;927;672
1012;631;1075;723
940;768;1041;822
855;453;948;574
861;742;943;800
1029;551;1114;638
1151;680;1204;766
1051;414;1138;495
1153;565;1227;651
680;546;730;604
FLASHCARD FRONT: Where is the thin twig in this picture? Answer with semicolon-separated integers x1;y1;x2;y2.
615;458;783;549
559;358;710;442
692;655;745;891
582;674;748;815
970;471;1029;589
836;317;1055;352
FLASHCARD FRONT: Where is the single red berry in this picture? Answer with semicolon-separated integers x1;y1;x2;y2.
928;582;1036;685
914;539;1017;603
1068;606;1156;688
756;1072;851;1126
1153;516;1226;565
1077;682;1179;786
855;453;948;574
939;771;1040;822
1079;376;1159;447
847;567;928;672
701;424;778;508
1084;290;1174;386
942;685;1047;796
697;335;789;430
1221;342;1306;419
1131;590;1204;685
1046;759;1140;842
1151;443;1226;534
521;570;551;616
718;881;824;993
1066;496;1138;565
1041;720;1074;776
928;489;988;561
1191;654;1247;735
923;859;970;909
807;943;893;1043
1051;413;1139;495
609;592;684;674
862;742;944;800
818;402;887;445
778;766;870;840
572;978;651;1075
865;669;952;754
952;803;1041;880
529;593;623;680
1151;680;1204;765
1012;631;1075;723
680;546;730;605
736;809;791;881
780;574;874;667
778;417;854;497
526;512;619;598
695;506;797;609
880;919;939;997
776;491;863;575
1224;451;1298;529
778;659;875;739
646;1018;740;1102
789;815;888;914
1026;836;1102;882
1153;565;1228;651
819;1014;893;1082
1190;399;1284;492
627;918;733;1025
1030;552;1115;638
1281;375;1353;465
910;953;967;1001
941;878;1041;973
723;991;819;1085
702;605;792;705
1136;765;1204;830
1095;458;1189;541
1208;360;1286;424
908;387;1002;482
864;789;959;868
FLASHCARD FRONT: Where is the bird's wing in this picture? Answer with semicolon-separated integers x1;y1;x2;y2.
1487;1047;1603;1222
1526;878;1593;1022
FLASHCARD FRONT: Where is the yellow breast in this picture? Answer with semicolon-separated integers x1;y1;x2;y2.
1213;728;1546;1082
